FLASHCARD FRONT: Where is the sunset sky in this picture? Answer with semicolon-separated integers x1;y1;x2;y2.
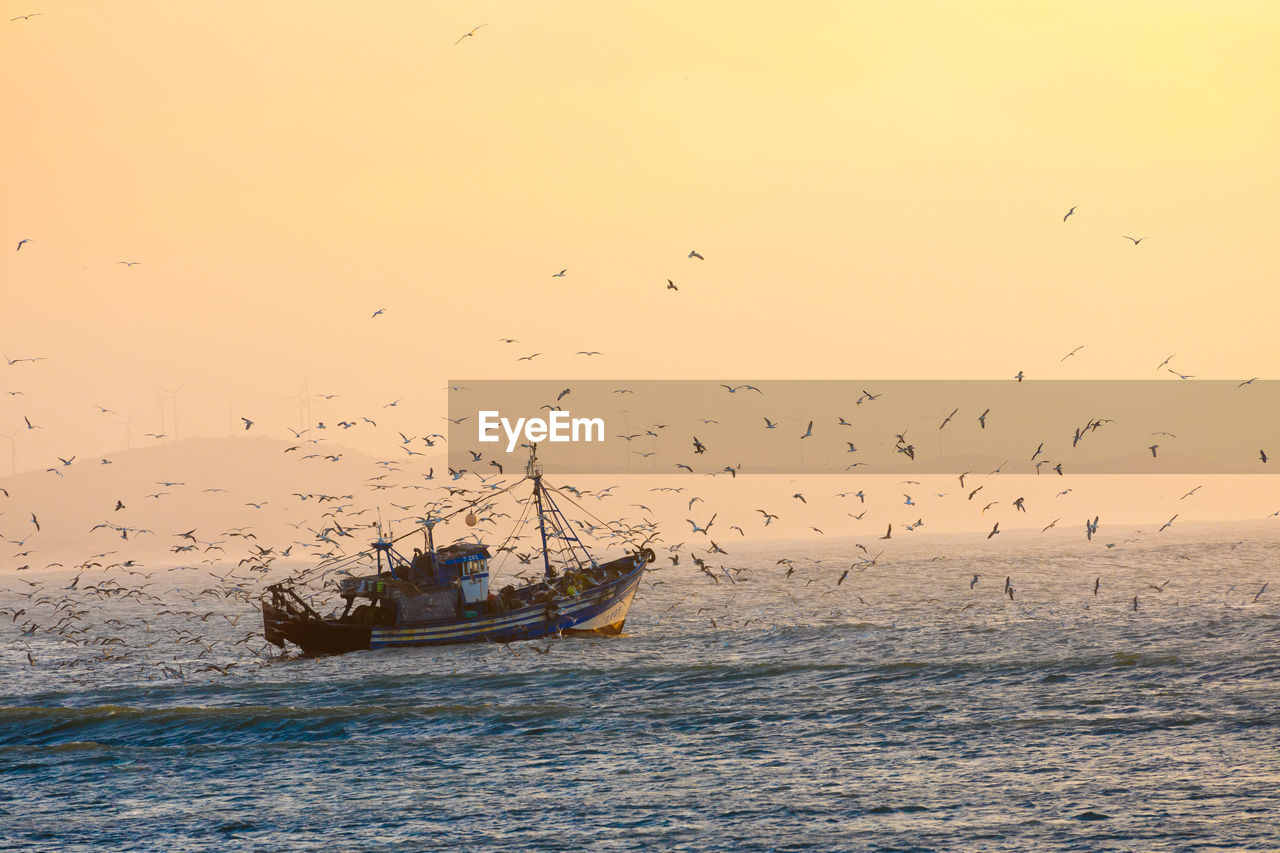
3;1;1279;474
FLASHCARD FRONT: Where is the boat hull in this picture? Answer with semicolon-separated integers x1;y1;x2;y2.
263;564;643;655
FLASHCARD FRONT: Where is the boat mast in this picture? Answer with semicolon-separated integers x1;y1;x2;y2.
529;444;554;579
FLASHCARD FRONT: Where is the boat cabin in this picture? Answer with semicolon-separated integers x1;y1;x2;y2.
433;543;491;606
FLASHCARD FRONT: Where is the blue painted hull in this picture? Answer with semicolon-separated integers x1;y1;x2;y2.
370;566;643;648
265;564;644;654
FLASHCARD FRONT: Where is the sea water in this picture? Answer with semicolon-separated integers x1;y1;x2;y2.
2;535;1278;851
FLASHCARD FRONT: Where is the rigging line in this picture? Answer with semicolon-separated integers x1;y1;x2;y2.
540;479;639;544
299;476;530;579
489;489;535;581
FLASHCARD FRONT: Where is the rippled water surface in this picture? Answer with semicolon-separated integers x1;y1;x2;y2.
3;536;1279;851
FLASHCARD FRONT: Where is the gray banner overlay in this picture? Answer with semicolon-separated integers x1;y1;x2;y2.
447;380;1278;475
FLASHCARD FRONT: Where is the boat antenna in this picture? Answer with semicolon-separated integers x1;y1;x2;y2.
529;444;554;579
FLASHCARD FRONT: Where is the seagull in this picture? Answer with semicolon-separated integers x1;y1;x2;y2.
1155;354;1175;372
1122;236;1146;245
987;522;1000;539
1260;449;1268;464
667;280;678;290
16;238;32;250
879;523;891;540
1094;577;1100;596
970;575;979;589
1042;518;1060;533
1063;206;1076;221
556;388;571;401
692;436;706;454
800;420;814;439
688;250;704;259
763;417;777;429
978;408;989;429
454;23;488;44
1060;346;1084;362
517;353;542;361
23;416;38;430
241;417;254;430
117;260;142;267
1014;370;1024;382
1086;516;1099;541
1148;444;1159;457
371;308;387;318
552;269;566;277
9;14;42;21
1167;369;1195;379
1238;377;1258;388
1159;514;1178;532
939;408;958;430
721;384;762;394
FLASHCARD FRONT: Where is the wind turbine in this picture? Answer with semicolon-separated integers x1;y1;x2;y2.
110;410;141;451
1;429;19;475
152;381;187;441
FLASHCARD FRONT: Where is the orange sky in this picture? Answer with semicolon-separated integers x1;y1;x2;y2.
3;1;1279;475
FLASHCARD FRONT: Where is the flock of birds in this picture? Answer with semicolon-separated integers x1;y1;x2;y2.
6;188;1278;680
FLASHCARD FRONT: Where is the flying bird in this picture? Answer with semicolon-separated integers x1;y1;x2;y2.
371;308;387;318
879;523;892;540
241;418;254;430
1063;206;1076;221
978;408;989;429
688;250;704;259
552;269;566;277
16;238;33;250
1159;514;1178;532
455;23;488;44
800;420;814;439
667;280;678;290
987;522;1000;539
1122;236;1146;245
1060;346;1084;362
117;260;142;267
9;14;42;21
556;388;571;401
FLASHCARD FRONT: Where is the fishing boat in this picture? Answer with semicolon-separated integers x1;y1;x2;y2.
261;447;654;654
